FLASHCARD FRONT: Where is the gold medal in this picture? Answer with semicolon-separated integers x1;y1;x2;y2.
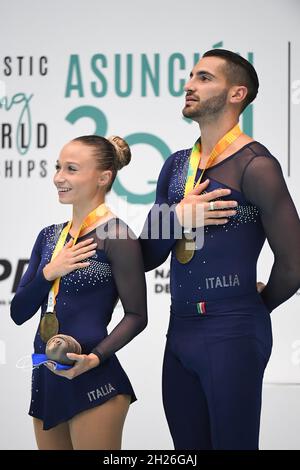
175;235;195;264
39;312;59;343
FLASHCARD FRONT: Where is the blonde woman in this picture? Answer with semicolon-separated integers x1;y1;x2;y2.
11;135;147;450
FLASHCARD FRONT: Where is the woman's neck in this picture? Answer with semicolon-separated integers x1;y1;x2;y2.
71;198;106;234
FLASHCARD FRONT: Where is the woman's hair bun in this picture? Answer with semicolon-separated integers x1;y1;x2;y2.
107;135;131;170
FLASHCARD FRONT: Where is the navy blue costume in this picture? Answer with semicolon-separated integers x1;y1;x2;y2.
11;218;147;430
140;142;300;449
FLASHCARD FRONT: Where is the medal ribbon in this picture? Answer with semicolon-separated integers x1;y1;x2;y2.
46;203;109;312
184;123;242;196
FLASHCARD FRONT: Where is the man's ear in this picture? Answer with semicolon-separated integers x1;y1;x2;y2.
229;85;248;106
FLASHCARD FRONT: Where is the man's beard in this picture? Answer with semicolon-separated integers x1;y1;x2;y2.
182;89;228;121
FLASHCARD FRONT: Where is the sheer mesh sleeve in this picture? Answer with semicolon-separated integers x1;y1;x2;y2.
10;229;53;325
91;221;148;362
242;155;300;311
140;154;182;271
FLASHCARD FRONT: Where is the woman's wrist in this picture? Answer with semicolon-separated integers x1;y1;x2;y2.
88;353;100;368
43;264;56;281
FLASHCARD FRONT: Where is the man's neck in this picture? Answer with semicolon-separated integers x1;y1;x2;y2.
198;114;239;158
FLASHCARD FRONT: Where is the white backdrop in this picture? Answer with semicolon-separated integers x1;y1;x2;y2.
0;0;300;450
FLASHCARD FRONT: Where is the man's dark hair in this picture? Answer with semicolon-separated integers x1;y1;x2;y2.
203;49;259;113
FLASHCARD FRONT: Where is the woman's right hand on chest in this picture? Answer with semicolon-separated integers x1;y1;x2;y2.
43;238;98;281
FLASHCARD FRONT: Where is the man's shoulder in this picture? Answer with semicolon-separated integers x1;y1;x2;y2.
157;147;191;182
243;141;283;174
247;140;274;158
162;147;191;170
169;147;192;160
